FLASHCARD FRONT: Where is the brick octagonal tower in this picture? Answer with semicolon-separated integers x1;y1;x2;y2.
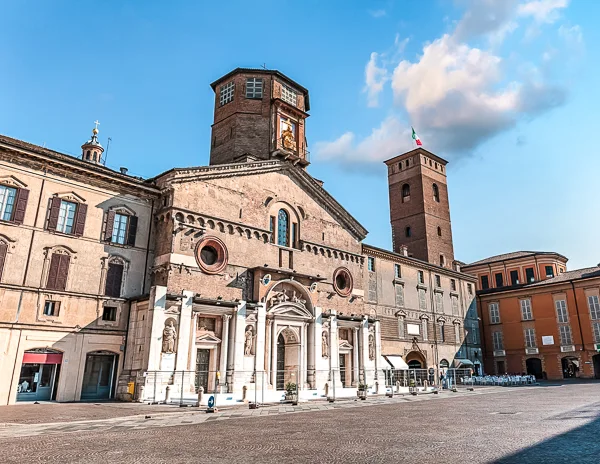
209;68;310;167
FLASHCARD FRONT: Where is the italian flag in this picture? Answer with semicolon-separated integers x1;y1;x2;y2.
411;127;422;146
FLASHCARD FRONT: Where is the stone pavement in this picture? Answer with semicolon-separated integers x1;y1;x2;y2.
0;386;499;438
1;383;600;463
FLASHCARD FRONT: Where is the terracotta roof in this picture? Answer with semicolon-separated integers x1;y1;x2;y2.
526;266;600;287
464;251;568;267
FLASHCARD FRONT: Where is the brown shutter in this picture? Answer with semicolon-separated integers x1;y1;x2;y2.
126;215;138;247
55;254;70;291
47;197;62;231
104;211;116;242
46;253;61;289
73;203;87;237
0;242;7;281
12;188;29;224
105;263;124;298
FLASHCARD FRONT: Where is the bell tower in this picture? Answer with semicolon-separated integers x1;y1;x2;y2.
81;121;104;165
209;68;310;167
385;148;455;267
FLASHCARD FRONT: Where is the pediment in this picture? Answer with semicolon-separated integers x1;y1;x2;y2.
55;191;86;203
109;204;137;216
339;340;353;350
268;303;313;320
162;161;367;241
196;332;221;344
0;175;27;188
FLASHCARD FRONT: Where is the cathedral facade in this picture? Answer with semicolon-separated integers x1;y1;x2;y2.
0;67;480;405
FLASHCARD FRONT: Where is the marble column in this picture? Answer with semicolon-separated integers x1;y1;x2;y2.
175;291;194;371
374;320;382;381
302;322;309;389
255;303;266;374
147;285;167;371
360;316;369;383
352;327;359;386
220;314;231;382
329;310;340;389
270;321;278;386
264;319;272;387
231;301;247;392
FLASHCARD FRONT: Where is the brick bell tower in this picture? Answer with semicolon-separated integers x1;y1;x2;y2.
209;68;310;167
384;148;455;267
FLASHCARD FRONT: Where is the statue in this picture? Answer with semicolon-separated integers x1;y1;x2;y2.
244;326;253;355
281;118;296;149
368;333;375;360
162;320;177;353
322;331;329;358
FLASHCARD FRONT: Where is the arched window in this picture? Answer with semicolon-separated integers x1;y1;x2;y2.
437;226;442;236
86;150;91;160
405;226;411;238
402;184;410;202
433;183;440;202
277;209;289;247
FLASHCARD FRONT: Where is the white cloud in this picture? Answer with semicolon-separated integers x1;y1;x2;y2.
315;0;575;166
369;9;386;18
517;0;569;23
314;116;413;164
558;24;583;45
364;52;389;107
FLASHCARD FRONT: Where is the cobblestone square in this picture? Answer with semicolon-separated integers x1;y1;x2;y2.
1;382;599;463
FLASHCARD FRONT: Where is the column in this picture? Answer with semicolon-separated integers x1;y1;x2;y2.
264;319;272;386
254;303;267;373
374;320;382;381
270;321;278;386
220;314;231;381
329;310;340;388
147;285;167;371
361;316;369;383
175;291;194;371
231;301;247;392
302;322;309;389
352;327;359;386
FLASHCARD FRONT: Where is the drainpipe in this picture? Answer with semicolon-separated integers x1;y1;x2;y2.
571;280;585;354
142;198;155;294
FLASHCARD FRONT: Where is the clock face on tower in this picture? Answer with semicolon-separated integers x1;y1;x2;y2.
280;117;296;150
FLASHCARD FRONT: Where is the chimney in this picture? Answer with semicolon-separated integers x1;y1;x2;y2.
120;167;128;175
399;245;409;257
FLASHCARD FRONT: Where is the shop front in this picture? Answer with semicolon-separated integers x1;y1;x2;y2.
16;349;62;402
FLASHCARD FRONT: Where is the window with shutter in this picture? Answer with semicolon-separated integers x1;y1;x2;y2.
73;203;87;236
0;241;7;281
104;211;116;241
105;263;124;298
12;188;29;224
126;216;138;246
394;284;404;307
46;253;70;291
47;197;62;231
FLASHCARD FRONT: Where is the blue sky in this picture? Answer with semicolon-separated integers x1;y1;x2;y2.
1;0;597;269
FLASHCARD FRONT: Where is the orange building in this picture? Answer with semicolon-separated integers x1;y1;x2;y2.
462;252;600;380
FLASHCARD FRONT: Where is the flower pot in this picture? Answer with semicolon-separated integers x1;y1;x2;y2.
357;390;367;400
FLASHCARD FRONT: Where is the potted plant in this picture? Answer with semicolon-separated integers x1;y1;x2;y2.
285;382;298;404
357;383;368;400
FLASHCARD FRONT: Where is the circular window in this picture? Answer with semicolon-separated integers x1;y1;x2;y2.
195;236;228;274
333;267;353;297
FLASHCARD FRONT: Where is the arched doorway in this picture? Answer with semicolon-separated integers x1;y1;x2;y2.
275;329;299;391
81;351;118;400
593;354;600;379
405;351;426;369
561;356;579;379
526;358;543;379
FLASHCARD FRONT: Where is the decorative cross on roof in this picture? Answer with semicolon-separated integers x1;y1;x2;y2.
94;120;100;130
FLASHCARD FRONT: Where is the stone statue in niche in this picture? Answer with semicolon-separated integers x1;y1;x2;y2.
322;331;329;358
162;320;177;354
244;326;254;356
368;327;375;361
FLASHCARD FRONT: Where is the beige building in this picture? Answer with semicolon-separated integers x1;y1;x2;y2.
0;129;158;405
1;67;480;405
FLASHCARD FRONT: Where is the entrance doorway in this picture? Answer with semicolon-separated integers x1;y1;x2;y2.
561;356;579;378
407;360;422;369
17;349;62;402
526;358;543;379
275;329;299;390
81;352;117;400
593;354;600;379
195;349;210;392
339;354;346;387
496;360;506;375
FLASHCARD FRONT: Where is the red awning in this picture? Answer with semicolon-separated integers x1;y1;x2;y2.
22;352;63;364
